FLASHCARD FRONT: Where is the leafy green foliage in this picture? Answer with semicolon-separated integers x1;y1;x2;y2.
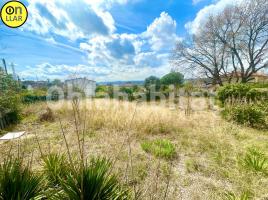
217;84;267;105
160;72;184;86
120;87;135;101
96;85;108;93
242;148;268;174
0;71;21;123
21;89;47;104
218;83;268;129
141;139;176;159
223;104;267;128
144;76;161;91
0;157;44;200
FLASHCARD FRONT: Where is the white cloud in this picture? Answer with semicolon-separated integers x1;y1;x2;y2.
20;63;110;81
77;12;177;80
24;0;116;40
21;2;177;81
185;0;244;34
192;0;205;5
142;12;179;52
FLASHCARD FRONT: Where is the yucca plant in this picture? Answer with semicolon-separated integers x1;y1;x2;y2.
47;156;129;200
242;148;268;174
60;158;129;200
0;157;44;200
43;153;69;187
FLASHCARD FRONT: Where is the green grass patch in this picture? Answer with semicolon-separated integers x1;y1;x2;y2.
141;139;176;159
224;191;252;200
241;148;268;174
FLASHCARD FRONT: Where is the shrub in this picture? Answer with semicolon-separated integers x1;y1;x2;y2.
217;84;251;105
0;157;44;199
0;71;21;125
223;104;267;128
217;84;267;105
21;89;47;104
141;139;176;159
241;148;268;174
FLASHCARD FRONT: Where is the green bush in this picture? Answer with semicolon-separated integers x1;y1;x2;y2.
217;84;267;105
0;71;21;124
217;84;251;105
21;89;47;104
141;139;176;159
223;104;267;128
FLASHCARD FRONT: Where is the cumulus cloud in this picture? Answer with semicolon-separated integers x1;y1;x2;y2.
21;1;178;81
24;0;116;40
78;12;178;80
185;0;244;34
142;12;179;52
20;63;110;80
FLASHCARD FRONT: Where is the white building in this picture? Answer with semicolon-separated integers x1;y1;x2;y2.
65;78;96;97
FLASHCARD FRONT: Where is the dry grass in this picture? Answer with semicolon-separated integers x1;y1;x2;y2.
0;98;267;199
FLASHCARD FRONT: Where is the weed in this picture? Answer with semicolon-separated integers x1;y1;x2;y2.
141;139;176;159
224;191;252;200
241;148;268;174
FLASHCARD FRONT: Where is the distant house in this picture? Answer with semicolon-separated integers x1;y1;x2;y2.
65;78;96;97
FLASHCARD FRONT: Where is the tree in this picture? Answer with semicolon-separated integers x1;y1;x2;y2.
173;0;268;85
173;19;231;86
161;71;184;86
0;70;21;122
144;76;161;91
212;0;268;83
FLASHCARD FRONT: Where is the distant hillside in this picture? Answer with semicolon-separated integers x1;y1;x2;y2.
97;80;144;86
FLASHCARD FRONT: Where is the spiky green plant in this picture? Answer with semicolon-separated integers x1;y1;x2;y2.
43;153;69;187
53;157;129;200
0;157;44;200
242;148;268;174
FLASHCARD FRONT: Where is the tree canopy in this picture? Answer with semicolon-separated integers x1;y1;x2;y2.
144;76;161;91
160;72;184;86
0;69;21;121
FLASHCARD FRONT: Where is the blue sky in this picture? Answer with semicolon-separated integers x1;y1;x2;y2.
0;0;233;82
